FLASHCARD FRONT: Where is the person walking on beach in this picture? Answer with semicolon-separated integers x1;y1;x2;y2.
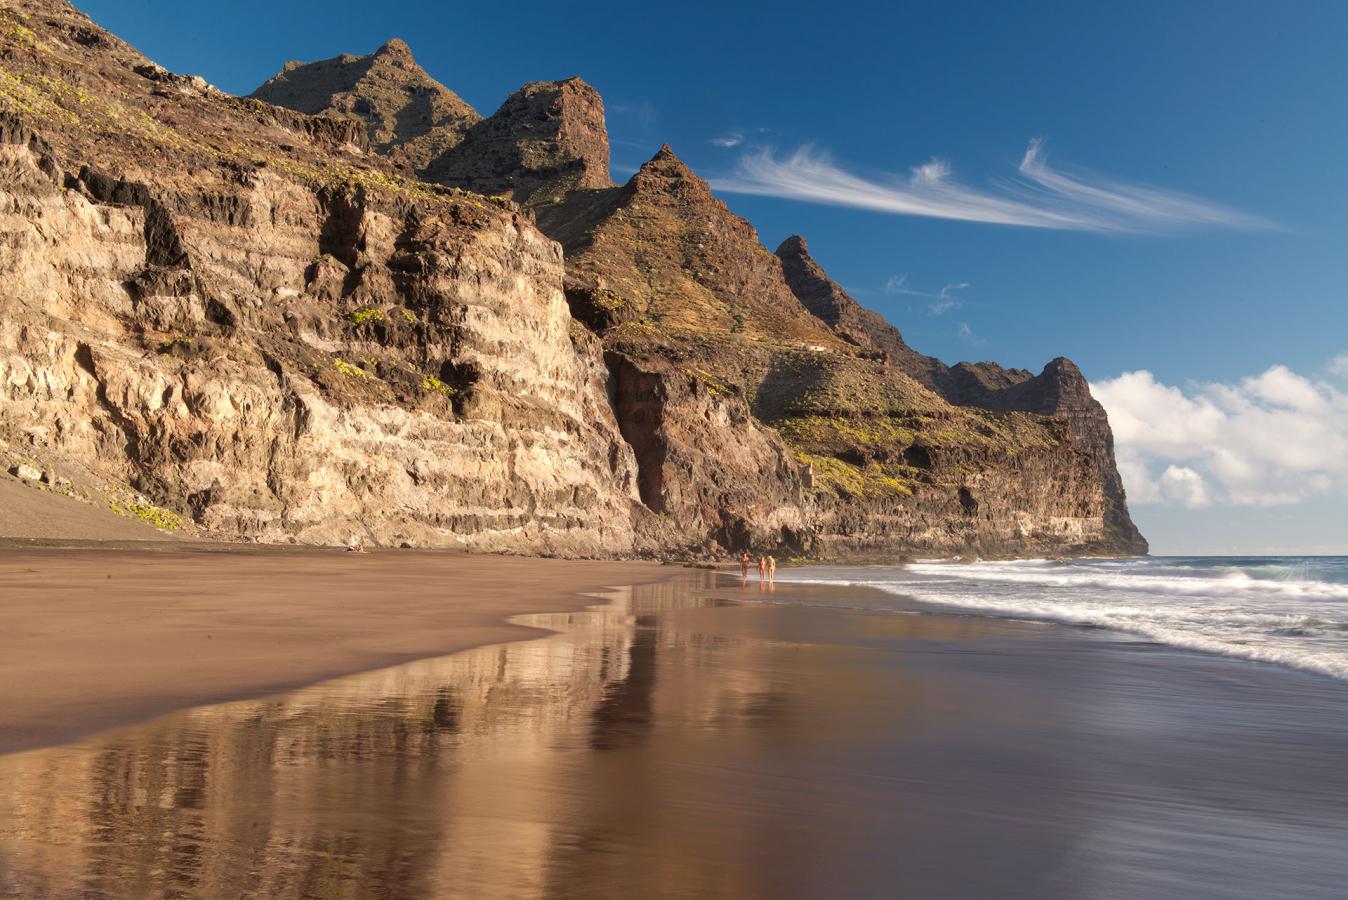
740;551;751;580
767;556;777;581
757;556;768;580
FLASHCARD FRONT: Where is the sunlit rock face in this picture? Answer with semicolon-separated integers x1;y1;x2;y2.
249;37;481;175
0;0;1142;557
0;0;638;554
530;146;1123;557
427;77;614;204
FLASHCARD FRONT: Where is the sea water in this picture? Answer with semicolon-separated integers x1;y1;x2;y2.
776;556;1348;680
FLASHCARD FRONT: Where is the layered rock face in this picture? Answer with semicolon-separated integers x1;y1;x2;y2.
0;0;1144;557
249;38;480;175
958;358;1147;551
0;0;638;553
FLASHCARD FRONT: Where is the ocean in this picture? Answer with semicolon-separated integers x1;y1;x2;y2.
775;556;1348;681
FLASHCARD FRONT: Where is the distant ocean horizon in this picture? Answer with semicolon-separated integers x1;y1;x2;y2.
774;556;1348;681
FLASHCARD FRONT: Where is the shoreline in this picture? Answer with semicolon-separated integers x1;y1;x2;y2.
0;546;677;755
9;548;1334;759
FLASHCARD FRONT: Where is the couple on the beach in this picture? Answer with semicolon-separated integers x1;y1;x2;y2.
739;551;776;581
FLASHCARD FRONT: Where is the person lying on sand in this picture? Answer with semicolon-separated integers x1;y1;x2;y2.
346;540;367;554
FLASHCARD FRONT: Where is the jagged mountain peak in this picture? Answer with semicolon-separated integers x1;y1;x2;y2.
426;74;611;202
374;37;415;61
623;143;714;204
1042;356;1083;378
546;143;854;350
776;232;922;354
250;39;479;173
512;75;596;97
646;143;692;171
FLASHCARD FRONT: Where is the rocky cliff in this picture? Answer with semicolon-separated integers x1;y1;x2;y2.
428;77;612;204
0;0;638;553
249;38;480;176
529;147;1120;557
776;236;1146;553
0;0;1145;558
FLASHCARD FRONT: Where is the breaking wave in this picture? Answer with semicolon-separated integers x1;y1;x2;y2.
774;556;1348;680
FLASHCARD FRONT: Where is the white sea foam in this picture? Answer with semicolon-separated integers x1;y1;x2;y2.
774;556;1348;681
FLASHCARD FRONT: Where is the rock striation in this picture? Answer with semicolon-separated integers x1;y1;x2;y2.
0;0;1145;558
0;0;637;553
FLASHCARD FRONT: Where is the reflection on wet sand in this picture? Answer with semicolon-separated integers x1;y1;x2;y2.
4;574;1348;899
0;574;792;898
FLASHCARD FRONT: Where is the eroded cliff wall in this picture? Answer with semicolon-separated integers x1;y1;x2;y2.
0;0;1144;558
0;2;638;553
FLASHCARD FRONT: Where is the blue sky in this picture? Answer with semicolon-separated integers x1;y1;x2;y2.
81;0;1348;554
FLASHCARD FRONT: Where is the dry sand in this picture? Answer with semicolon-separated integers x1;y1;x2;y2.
0;478;176;543
0;546;670;754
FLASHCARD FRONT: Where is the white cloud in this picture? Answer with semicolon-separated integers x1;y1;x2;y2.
1114;447;1161;505
1159;465;1211;509
1092;365;1348;508
711;132;744;149
711;140;1273;234
930;283;968;316
1327;353;1348;378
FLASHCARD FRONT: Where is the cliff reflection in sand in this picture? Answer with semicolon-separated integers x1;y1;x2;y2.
0;573;789;898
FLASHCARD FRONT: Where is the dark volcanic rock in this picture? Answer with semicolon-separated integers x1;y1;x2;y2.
535;147;1128;557
427;78;612;204
543;146;842;344
777;235;1146;554
250;38;480;174
776;234;951;385
962;358;1148;553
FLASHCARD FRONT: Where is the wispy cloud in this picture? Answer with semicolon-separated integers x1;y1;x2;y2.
711;131;744;149
711;139;1273;234
885;275;969;315
608;100;658;131
1328;353;1348;378
956;322;985;346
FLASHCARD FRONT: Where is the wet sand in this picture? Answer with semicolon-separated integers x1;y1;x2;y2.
3;573;1346;898
0;546;668;754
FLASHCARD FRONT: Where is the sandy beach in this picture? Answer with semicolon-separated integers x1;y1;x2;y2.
0;546;668;755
